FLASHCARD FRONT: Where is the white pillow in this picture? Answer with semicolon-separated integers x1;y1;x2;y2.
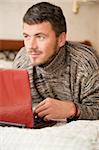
0;59;12;68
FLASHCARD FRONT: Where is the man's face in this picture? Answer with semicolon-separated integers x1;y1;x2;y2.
23;22;63;66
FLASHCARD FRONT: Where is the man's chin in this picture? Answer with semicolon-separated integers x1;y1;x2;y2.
30;59;43;66
29;57;48;66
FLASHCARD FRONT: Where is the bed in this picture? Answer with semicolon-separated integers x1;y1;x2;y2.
0;120;99;150
0;39;99;150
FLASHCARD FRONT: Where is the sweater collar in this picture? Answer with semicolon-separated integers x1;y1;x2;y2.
36;45;66;75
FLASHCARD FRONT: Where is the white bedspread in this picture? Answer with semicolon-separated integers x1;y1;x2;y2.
0;120;99;150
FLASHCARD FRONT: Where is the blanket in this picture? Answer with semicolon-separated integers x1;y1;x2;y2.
0;120;99;150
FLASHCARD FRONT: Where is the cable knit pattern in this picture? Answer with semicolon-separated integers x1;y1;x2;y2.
13;41;99;120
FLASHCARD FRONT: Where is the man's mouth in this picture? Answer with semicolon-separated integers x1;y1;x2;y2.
29;52;41;58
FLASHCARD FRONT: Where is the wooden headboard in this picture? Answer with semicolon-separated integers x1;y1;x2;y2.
0;40;24;61
0;39;24;51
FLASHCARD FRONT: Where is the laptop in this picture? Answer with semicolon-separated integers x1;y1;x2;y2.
0;69;56;129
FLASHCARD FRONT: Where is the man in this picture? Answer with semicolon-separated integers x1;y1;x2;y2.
13;2;99;123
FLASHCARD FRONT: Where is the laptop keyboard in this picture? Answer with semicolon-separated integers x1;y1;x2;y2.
34;115;56;129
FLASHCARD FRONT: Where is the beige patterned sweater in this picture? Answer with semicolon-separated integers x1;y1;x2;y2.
13;41;99;120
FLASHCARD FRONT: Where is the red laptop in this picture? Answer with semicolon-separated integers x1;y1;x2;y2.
0;69;56;129
0;69;34;128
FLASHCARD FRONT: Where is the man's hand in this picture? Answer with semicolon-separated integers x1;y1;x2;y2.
34;97;77;121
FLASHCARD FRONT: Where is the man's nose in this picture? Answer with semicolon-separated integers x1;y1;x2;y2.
28;37;37;50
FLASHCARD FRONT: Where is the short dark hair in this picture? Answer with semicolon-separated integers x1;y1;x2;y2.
23;2;67;37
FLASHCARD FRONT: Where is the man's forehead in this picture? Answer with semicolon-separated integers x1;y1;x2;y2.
23;22;54;35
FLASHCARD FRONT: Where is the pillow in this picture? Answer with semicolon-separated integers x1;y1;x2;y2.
0;60;12;68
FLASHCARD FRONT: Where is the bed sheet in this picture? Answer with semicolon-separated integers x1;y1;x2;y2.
0;120;99;150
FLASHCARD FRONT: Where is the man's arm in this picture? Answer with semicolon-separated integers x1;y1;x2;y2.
76;70;99;120
35;70;99;121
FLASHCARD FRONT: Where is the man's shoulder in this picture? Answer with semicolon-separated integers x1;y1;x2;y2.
17;47;27;57
66;41;96;53
65;41;99;74
66;41;99;62
15;47;29;60
13;47;31;69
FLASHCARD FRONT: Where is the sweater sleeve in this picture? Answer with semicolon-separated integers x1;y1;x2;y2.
68;42;99;120
77;70;99;120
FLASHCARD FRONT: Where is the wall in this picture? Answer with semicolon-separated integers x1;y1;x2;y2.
0;0;99;52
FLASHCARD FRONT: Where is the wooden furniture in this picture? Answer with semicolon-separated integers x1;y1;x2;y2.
0;40;24;51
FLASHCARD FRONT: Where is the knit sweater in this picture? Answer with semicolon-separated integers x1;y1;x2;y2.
13;41;99;120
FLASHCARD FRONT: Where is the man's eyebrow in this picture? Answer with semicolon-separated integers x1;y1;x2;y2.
35;33;47;36
23;32;47;37
23;32;28;36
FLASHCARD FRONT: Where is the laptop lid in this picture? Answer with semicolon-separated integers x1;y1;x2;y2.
0;69;34;128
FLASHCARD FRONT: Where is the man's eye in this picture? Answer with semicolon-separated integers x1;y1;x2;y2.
23;35;29;38
37;36;45;41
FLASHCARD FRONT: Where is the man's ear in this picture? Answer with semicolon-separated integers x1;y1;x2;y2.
58;32;66;47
